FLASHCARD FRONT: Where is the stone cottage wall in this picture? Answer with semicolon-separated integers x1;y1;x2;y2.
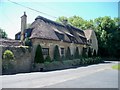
31;38;84;59
1;46;32;74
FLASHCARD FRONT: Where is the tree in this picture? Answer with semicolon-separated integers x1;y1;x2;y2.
94;16;119;57
66;47;72;60
56;16;68;23
88;47;92;57
56;16;120;58
53;45;60;61
82;47;87;58
34;45;44;63
74;47;79;59
93;50;97;57
0;28;7;38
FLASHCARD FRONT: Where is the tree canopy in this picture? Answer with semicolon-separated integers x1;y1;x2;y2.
0;28;7;38
56;16;120;58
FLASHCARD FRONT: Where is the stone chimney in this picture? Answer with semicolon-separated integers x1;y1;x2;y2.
21;12;27;42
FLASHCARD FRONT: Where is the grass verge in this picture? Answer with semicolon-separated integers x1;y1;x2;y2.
112;64;120;70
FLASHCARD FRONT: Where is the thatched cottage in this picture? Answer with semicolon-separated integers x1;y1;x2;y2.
15;12;98;59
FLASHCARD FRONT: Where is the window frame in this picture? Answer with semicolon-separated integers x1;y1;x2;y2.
42;48;49;55
61;48;65;55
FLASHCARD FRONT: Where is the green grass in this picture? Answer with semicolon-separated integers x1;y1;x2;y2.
112;64;120;70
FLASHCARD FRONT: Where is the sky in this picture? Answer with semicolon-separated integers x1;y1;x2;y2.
0;0;119;39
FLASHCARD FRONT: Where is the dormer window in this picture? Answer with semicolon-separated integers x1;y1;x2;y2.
25;33;27;38
55;32;64;41
18;35;20;39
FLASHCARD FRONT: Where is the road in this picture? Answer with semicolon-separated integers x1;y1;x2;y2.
0;61;119;88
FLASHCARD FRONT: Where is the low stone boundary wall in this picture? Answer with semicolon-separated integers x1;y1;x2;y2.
32;59;81;72
1;46;32;74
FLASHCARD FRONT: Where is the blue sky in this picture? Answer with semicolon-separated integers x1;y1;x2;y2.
0;0;118;39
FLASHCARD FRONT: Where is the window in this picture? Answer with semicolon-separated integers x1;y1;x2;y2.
18;35;20;39
25;33;27;38
42;48;49;55
61;48;64;55
55;32;64;40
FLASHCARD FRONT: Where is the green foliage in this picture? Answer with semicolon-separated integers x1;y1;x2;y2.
65;47;72;60
88;47;92;57
74;47;79;59
93;50;97;57
56;16;95;30
45;55;51;62
0;28;7;38
3;50;14;60
112;64;120;70
25;37;32;46
53;45;60;61
94;17;120;58
81;57;103;65
2;50;15;72
82;47;87;58
34;45;44;63
57;16;120;58
56;16;68;23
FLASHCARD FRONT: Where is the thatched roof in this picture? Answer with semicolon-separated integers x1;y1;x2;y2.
29;16;87;44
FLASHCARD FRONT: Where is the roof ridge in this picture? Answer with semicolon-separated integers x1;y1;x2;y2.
35;16;65;27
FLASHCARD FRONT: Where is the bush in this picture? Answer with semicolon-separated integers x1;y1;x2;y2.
82;47;87;58
61;55;65;60
66;47;72;60
74;47;79;59
88;47;92;57
34;44;44;63
2;50;15;71
80;57;103;66
3;50;14;60
45;55;51;62
25;37;32;46
93;50;97;57
53;45;60;61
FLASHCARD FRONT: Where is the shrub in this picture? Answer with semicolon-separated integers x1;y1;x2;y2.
88;47;92;57
93;50;97;57
34;44;44;63
82;47;87;58
2;50;15;71
53;45;60;61
3;50;14;60
25;37;32;46
45;55;51;62
74;47;79;59
80;57;103;66
66;47;72;60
